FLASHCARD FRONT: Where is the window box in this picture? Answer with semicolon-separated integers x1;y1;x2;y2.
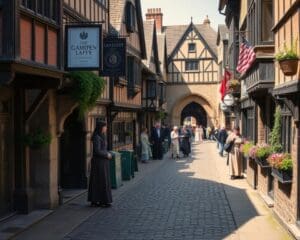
255;157;271;168
271;168;292;184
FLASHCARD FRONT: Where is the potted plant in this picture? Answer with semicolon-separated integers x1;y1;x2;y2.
275;41;299;76
267;153;293;183
228;79;240;92
24;129;52;149
248;145;258;160
240;141;254;157
255;143;272;168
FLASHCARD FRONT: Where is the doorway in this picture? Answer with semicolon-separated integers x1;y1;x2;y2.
180;102;207;127
60;109;87;189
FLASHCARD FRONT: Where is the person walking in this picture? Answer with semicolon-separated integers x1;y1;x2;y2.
140;127;152;163
226;126;243;179
88;121;112;208
180;126;191;157
199;125;204;143
150;122;164;160
218;126;228;157
171;126;180;159
194;125;200;142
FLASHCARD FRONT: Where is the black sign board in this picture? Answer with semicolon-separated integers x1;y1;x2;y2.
101;38;126;77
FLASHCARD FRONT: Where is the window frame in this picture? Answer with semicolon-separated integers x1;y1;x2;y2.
125;2;136;33
185;60;199;72
188;43;196;53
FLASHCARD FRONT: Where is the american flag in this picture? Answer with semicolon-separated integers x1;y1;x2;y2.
236;38;256;74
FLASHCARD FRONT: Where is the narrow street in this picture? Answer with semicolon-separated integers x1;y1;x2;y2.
13;142;291;240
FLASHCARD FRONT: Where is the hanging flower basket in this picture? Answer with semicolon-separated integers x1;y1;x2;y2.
267;153;293;184
278;59;299;76
275;40;299;76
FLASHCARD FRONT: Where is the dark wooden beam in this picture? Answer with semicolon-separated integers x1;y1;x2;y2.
25;89;49;122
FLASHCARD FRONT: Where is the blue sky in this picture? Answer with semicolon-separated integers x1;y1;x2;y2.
141;0;225;31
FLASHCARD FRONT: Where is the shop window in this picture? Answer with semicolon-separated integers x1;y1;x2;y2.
188;43;196;52
185;60;199;71
125;2;136;33
281;115;292;153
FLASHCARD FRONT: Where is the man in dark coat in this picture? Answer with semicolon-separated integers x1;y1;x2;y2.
150;122;164;160
218;126;228;157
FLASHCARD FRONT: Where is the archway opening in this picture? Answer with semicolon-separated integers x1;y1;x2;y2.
181;102;207;127
60;109;87;189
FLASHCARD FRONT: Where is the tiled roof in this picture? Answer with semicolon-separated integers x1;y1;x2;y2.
143;20;155;67
217;24;229;45
163;23;218;58
157;33;166;74
109;0;125;32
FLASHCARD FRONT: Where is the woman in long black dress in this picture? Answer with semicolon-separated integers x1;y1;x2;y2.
88;121;112;207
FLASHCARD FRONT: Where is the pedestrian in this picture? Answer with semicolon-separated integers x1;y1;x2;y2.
206;126;211;141
225;126;243;179
199;125;204;143
180;126;191;157
218;126;228;157
140;127;152;163
163;123;171;150
171;126;180;159
194;125;200;142
88;121;113;208
150;122;164;160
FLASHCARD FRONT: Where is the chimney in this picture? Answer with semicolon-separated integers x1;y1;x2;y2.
203;15;211;26
146;8;163;33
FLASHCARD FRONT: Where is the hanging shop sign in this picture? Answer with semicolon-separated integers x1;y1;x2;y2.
223;94;235;107
101;38;126;77
65;25;102;71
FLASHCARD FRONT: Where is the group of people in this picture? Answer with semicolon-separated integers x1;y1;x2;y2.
87;120;244;208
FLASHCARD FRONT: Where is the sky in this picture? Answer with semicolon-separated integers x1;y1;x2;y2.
141;0;225;31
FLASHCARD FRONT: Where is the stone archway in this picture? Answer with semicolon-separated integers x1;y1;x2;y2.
181;102;207;127
170;94;216;127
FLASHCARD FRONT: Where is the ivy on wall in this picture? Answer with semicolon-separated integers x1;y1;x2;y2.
269;106;283;153
68;71;105;117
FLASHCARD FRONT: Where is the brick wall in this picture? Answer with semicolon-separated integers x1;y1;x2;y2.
257;166;269;196
246;157;257;189
273;123;298;223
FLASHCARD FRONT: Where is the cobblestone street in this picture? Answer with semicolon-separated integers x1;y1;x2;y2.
12;142;292;240
65;143;236;240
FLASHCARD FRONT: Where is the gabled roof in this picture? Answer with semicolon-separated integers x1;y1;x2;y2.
109;0;146;59
157;33;167;75
143;20;155;67
163;23;218;61
217;24;229;45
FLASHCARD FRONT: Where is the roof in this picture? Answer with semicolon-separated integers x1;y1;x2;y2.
109;0;125;32
143;20;155;67
109;0;146;59
157;33;167;74
162;23;218;60
217;24;229;45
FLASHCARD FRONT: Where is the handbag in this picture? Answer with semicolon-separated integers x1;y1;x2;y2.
224;139;235;153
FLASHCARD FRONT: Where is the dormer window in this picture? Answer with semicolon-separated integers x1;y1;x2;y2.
125;2;136;33
188;43;196;52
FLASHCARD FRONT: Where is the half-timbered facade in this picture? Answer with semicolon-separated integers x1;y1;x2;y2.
58;0;110;197
153;13;220;128
109;0;146;151
271;0;300;229
141;19;163;131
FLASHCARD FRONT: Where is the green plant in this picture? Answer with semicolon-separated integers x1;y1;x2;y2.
275;40;299;61
156;111;167;120
24;129;52;149
68;71;105;117
267;153;293;172
256;144;272;159
228;79;240;88
269;106;283;153
240;141;254;156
